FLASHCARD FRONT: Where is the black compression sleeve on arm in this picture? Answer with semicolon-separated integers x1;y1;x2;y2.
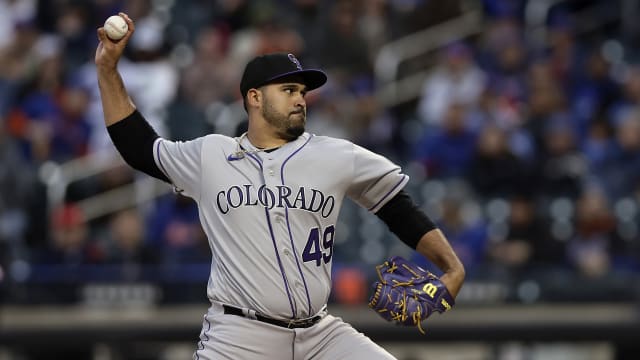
375;190;437;249
106;110;170;183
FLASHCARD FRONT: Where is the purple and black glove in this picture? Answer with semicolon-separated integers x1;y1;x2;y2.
368;256;455;333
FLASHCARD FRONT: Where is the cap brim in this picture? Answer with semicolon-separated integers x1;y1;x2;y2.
263;69;327;91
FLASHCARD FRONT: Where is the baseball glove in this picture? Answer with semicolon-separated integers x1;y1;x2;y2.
368;256;455;334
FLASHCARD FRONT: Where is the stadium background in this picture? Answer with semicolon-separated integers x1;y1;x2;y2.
1;0;640;359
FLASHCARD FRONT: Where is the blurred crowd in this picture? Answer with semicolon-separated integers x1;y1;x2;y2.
1;0;639;305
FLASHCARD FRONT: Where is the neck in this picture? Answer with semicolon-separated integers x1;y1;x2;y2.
246;118;291;149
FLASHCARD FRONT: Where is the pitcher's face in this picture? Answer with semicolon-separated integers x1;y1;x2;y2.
259;80;307;141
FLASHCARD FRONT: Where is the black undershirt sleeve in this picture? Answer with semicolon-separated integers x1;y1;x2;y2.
375;190;437;249
106;110;171;183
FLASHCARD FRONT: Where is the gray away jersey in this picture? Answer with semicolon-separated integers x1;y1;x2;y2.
153;132;409;320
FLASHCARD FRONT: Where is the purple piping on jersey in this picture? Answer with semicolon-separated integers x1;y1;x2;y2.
154;139;171;180
246;151;297;317
280;135;314;315
367;174;409;211
194;313;211;360
245;149;262;165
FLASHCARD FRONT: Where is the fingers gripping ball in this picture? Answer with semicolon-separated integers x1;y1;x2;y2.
104;15;128;40
368;256;455;334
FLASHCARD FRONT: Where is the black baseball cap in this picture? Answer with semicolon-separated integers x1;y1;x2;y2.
240;53;327;97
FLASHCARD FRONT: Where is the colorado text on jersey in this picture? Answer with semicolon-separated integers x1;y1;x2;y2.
216;184;336;218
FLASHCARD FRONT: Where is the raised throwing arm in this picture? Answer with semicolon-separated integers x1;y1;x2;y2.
95;12;137;126
94;13;169;183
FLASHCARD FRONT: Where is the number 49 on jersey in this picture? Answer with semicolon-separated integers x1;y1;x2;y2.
302;225;335;266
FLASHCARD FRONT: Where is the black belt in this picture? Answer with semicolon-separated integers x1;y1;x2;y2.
223;305;322;329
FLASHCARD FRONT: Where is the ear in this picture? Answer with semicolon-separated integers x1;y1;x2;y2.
246;88;262;109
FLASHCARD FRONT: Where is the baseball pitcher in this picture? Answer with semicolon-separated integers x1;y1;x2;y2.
95;13;465;360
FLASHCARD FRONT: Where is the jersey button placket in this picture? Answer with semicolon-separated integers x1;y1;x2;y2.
263;159;298;296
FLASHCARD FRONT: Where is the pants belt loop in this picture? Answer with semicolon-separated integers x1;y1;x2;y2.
245;308;257;320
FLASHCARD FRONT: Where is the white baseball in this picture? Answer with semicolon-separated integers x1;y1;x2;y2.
104;15;128;40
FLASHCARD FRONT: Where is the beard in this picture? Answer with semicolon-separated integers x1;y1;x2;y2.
262;97;306;141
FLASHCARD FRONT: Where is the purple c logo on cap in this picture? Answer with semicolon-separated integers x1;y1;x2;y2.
288;53;302;70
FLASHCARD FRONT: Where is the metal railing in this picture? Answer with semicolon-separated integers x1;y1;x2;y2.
39;101;247;222
38;151;173;221
373;10;483;108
